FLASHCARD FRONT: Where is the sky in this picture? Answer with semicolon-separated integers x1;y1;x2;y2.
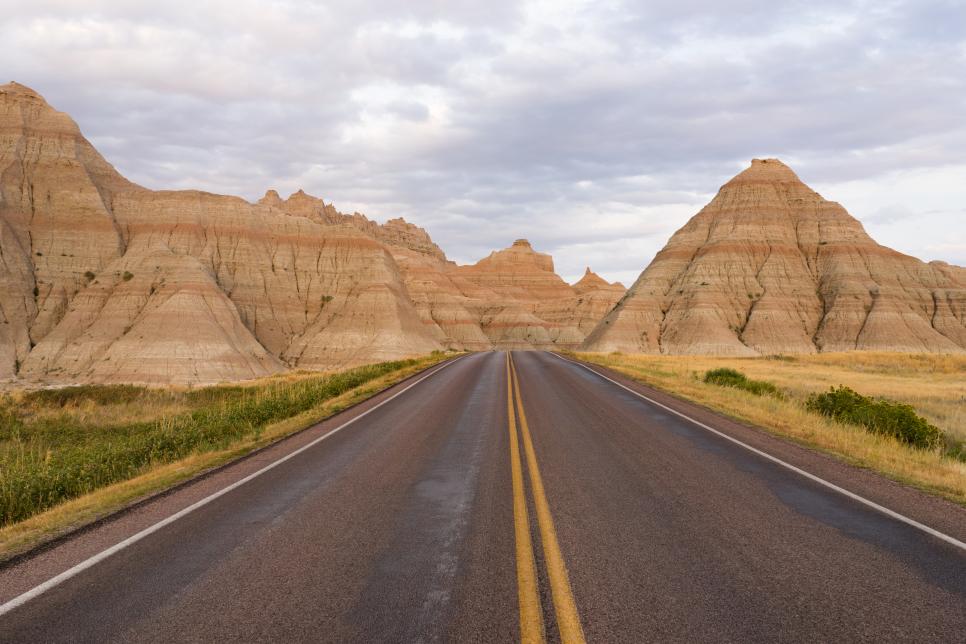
3;0;965;285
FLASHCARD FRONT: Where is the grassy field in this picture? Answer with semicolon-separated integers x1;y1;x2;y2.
574;352;966;505
0;353;452;559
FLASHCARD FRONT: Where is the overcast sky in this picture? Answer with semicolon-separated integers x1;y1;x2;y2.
3;0;965;284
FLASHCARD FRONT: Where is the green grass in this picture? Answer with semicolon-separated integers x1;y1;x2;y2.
806;386;944;451
703;368;782;398
0;358;427;527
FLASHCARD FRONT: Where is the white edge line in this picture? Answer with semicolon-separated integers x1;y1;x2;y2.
551;352;966;552
0;355;469;617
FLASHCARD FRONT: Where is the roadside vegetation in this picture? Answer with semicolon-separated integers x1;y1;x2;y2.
703;368;782;398
574;352;966;505
0;353;451;556
805;386;944;451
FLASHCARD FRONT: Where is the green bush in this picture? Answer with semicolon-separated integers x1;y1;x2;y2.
703;368;782;398
805;386;943;450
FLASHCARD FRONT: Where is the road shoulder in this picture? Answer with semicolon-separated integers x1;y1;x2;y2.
556;352;966;544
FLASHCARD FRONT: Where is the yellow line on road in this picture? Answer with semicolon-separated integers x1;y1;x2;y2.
507;354;545;644
510;353;587;644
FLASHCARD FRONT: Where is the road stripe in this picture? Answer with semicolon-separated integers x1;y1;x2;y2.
0;355;469;618
511;353;587;644
552;352;966;553
506;354;546;644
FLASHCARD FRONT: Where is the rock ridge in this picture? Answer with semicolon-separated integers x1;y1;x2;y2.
0;83;624;383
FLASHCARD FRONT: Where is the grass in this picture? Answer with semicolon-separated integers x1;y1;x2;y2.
0;353;453;558
703;368;782;398
573;351;966;505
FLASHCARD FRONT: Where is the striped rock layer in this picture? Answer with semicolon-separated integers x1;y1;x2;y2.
0;83;623;384
583;159;966;355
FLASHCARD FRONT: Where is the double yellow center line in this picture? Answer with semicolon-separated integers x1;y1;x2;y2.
506;352;586;644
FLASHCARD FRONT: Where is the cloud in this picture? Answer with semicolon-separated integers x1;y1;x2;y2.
2;0;965;280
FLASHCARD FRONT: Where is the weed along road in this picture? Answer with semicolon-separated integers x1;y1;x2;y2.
1;352;965;642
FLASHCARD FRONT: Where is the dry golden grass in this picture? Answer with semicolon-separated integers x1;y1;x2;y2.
575;351;966;505
5;368;375;427
0;355;452;561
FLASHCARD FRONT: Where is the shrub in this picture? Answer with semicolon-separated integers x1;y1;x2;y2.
122;271;134;281
704;368;782;398
806;386;943;450
84;270;96;281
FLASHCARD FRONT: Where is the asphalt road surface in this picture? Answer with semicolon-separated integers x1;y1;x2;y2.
1;351;964;642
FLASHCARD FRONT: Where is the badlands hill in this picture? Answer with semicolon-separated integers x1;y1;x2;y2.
583;159;966;355
0;82;624;384
2;84;962;384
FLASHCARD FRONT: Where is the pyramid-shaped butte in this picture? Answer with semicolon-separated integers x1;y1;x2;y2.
582;159;966;355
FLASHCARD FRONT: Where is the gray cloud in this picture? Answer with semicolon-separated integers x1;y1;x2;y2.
2;0;965;281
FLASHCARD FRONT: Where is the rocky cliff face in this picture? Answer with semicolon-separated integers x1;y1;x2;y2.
583;159;966;355
0;82;133;378
21;239;285;383
0;83;622;384
1;83;445;383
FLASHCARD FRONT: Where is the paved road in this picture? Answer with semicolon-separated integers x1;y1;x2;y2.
1;351;964;642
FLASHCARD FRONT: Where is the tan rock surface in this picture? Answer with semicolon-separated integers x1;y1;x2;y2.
583;159;966;355
21;240;284;384
453;240;594;349
568;268;627;336
456;239;575;301
259;193;618;353
110;188;442;369
1;82;132;376
3;83;616;384
1;83;444;383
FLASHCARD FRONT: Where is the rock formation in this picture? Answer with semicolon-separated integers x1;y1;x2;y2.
7;83;957;384
569;268;627;335
0;83;623;384
22;240;285;384
583;159;966;355
1;83;443;383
